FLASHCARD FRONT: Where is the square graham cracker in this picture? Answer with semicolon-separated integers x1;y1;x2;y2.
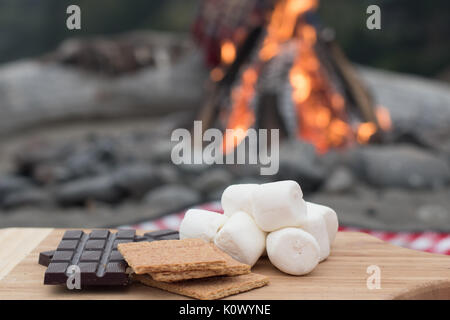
135;273;269;300
118;239;227;274
149;244;251;282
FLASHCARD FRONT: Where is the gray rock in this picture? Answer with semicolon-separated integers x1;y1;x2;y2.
0;201;169;228
156;164;180;184
322;167;355;193
353;145;450;189
319;150;344;173
65;142;115;179
0;175;33;200
0;32;207;136
144;184;201;212
193;168;233;194
55;175;123;205
65;153;103;177
177;163;212;175
416;204;449;229
15;137;117;184
32;163;72;185
14;142;73;175
148;140;174;163
279;139;317;162
205;187;226;202
113;164;162;197
1;189;53;210
90;137;118;163
155;111;195;135
308;186;450;232
226;163;263;178
234;177;272;185
277;140;326;192
359;66;450;139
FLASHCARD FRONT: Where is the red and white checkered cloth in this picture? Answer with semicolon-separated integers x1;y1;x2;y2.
122;202;450;255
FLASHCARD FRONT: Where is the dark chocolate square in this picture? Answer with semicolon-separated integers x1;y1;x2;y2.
144;230;179;238
89;230;110;239
46;262;69;274
78;262;98;273
158;234;180;241
116;229;136;239
109;250;123;261
44;262;70;284
80;251;102;262
85;240;106;250
52;250;74;262
39;250;55;267
113;239;129;249
62;230;83;240
134;235;148;242
106;262;127;273
57;240;79;251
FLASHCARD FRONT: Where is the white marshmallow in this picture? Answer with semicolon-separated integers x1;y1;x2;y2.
303;214;330;262
214;211;266;266
221;184;258;217
266;228;320;275
306;202;338;245
251;180;307;232
179;209;228;242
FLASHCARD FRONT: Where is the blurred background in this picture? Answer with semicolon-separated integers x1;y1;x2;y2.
0;0;449;253
1;0;449;80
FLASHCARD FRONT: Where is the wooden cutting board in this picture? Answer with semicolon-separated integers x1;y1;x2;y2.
0;228;449;300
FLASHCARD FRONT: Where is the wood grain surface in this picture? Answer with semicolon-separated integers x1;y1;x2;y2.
0;228;448;300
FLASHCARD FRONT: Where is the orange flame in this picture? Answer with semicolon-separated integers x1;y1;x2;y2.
376;105;392;131
221;40;236;65
222;68;257;154
331;93;345;112
210;67;224;82
356;122;377;144
290;68;312;103
260;0;318;62
328;119;351;146
287;0;354;154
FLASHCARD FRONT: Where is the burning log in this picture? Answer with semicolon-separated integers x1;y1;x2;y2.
194;0;390;154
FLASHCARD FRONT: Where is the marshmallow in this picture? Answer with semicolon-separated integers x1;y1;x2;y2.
302;214;330;262
251;180;307;232
306;202;338;245
266;228;320;275
214;211;266;266
179;209;228;242
221;184;258;217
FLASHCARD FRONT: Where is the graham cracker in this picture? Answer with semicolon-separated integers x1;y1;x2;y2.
135;273;269;300
118;239;227;274
149;244;251;282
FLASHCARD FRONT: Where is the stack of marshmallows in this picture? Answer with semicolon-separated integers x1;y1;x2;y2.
179;180;338;276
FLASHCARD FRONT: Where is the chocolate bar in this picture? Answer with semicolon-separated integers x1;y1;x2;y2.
39;250;55;267
44;229;136;286
139;229;180;241
42;229;180;285
39;230;180;267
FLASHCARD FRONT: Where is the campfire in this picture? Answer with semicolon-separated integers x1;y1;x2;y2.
194;0;392;154
2;0;449;236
